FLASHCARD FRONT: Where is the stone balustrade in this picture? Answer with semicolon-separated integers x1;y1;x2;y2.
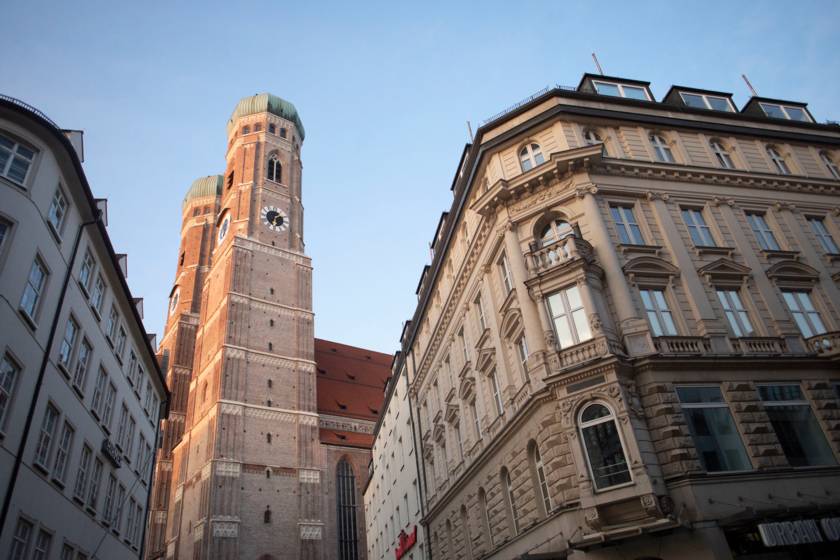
526;235;594;275
652;336;712;355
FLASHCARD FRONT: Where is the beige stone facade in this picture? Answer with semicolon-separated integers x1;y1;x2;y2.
399;75;840;559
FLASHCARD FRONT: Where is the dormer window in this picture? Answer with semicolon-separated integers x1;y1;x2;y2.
519;143;545;172
759;103;811;122
649;133;675;163
592;80;649;101
680;92;734;112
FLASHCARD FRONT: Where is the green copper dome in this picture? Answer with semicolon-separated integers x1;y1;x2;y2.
183;175;223;207
228;93;305;140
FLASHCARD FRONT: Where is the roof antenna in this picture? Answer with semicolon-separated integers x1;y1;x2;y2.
592;53;604;75
741;74;758;97
466;120;474;142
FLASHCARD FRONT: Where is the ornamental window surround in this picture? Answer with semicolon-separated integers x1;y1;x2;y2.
500;467;519;535
745;211;781;251
518;142;545;172
649;133;675;163
807;216;839;254
640;288;678;337
766;145;791;175
578;402;632;491
539;218;574;247
546;284;592;350
529;441;552;517
781;290;827;339
609;204;644;245
819;151;840;179
709;139;735;169
681;207;717;247
716;289;754;337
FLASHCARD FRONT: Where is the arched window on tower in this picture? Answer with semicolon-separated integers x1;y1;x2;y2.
337;458;359;560
267;155;282;183
264;506;272;524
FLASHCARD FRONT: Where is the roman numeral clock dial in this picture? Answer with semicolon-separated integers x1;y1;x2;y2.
261;205;288;232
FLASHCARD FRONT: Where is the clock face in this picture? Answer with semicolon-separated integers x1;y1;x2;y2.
261;206;288;232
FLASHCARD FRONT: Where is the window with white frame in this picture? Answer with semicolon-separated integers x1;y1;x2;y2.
808;217;839;254
453;421;464;460
680;92;734;112
518;143;545;172
20;256;48;321
709;139;735;169
501;468;519;535
766;146;791;175
470;399;481;439
47;187;69;235
681;208;716;247
34;403;59;470
746;212;780;251
32;528;52;560
52;420;74;484
758;384;835;466
475;295;487;331
114;484;126;531
58;317;78;370
489;368;504;416
592;80;649;100
73;444;92;500
115;326;127;357
103;474;117;524
458;327;468;364
716;289;754;337
267;154;282;183
116;404;129;450
676;386;751;472
539;219;574;247
0;353;21;427
91;368;108;418
759;103;811;122
79;250;95;293
640;288;677;336
106;306;118;341
499;252;513;293
102;382;117;429
546;285;592;349
649;133;675;163
610;204;644;245
0;218;10;252
781;290;827;338
530;442;552;516
578;403;632;490
516;335;528;374
819;151;840;179
0;133;37;184
87;458;103;510
9;517;34;560
90;274;105;314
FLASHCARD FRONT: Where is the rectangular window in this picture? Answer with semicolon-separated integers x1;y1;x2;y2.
546;285;592;349
32;529;52;560
516;335;528;374
679;92;734;112
125;498;137;543
610;204;644;245
126;351;137;386
87;458;103;510
676;386;751;472
681;208;716;247
125;416;136;461
136;433;147;470
52;421;75;483
808;217;839;254
593;80;649;100
458;327;469;364
9;517;33;560
102;382;117;430
716;290;754;337
475;296;487;331
73;338;92;392
60;544;74;560
58;317;79;370
782;291;827;338
116;404;129;450
454;422;464;459
20;257;48;320
73;444;92;500
90;274;105;314
91;368;107;418
759;102;811;122
79;250;95;293
470;400;482;439
34;403;59;470
115;326;127;358
0;134;37;184
47;187;69;234
144;380;153;415
746;212;780;251
489;369;504;416
640;289;677;336
106;306;118;342
0;353;21;427
499;252;513;293
103;474;117;524
114;484;126;532
758;384;835;466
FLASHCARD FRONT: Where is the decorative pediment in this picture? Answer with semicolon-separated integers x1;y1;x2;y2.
765;260;820;286
444;403;460;423
432;422;446;442
622;256;680;285
459;375;476;400
475;346;496;373
499;307;523;340
697;258;752;285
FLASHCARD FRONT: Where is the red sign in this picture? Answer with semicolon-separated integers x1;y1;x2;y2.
394;526;417;560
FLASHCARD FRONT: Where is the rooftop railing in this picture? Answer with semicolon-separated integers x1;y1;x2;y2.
0;94;60;129
481;84;577;125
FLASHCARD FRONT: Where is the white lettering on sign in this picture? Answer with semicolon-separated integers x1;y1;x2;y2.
820;517;840;541
758;520;823;547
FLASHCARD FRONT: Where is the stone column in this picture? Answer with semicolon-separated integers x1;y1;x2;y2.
503;225;546;354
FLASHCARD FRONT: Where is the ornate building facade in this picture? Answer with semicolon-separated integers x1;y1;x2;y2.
145;94;390;560
397;75;840;559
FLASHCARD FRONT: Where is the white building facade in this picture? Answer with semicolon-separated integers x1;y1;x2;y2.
0;95;168;559
364;355;428;560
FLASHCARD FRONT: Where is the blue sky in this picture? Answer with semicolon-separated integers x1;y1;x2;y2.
3;1;839;354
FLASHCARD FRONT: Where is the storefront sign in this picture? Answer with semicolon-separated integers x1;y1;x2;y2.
395;526;417;560
101;438;122;468
757;517;840;547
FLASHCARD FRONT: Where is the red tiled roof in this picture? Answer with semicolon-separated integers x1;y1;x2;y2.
315;338;391;447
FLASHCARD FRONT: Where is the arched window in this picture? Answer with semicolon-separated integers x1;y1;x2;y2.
529;441;552;517
820;151;840;179
266;468;271;479
460;505;473;560
766;146;791;175
266;433;272;444
264;506;272;524
649;133;675;163
578;403;632;490
169;289;180;315
218;213;231;243
583;129;602;145
337;459;359;560
539;219;574;247
280;127;287;139
445;519;454;557
519;143;545;172
268;123;276;134
477;487;491;547
267;155;282;183
500;467;519;536
709;139;734;169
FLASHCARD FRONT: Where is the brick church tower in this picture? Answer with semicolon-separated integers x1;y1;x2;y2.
147;95;389;560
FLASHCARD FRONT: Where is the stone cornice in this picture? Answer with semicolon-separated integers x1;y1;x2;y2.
234;235;312;268
228;291;313;317
318;413;375;434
